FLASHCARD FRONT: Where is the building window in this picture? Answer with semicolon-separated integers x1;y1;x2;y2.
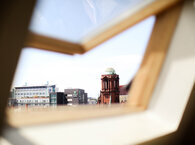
104;81;108;90
68;99;72;101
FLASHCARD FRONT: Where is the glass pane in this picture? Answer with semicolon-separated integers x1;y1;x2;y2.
10;16;155;107
30;0;154;43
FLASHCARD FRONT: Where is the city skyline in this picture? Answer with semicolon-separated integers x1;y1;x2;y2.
12;16;155;98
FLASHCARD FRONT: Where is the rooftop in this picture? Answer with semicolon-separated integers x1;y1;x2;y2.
15;85;56;89
105;67;116;75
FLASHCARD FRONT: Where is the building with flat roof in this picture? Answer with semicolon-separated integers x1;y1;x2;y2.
12;85;56;106
16;97;50;106
88;97;97;105
50;92;68;106
64;89;88;105
14;85;56;99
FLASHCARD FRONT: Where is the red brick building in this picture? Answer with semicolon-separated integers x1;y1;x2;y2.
119;85;128;103
119;79;133;103
98;68;119;104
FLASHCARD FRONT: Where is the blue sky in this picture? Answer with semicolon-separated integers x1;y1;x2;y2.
30;0;152;42
12;1;155;98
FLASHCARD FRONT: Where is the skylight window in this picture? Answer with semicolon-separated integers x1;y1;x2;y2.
11;16;155;106
30;0;154;42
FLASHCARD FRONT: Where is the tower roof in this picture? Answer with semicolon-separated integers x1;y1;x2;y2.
105;68;116;75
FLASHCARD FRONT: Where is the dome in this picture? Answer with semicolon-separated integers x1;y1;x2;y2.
105;67;116;75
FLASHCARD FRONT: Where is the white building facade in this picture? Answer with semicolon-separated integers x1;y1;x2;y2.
12;85;56;106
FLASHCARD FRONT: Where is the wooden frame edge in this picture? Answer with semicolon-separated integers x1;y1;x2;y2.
82;0;183;51
127;2;183;109
6;0;183;128
7;105;142;127
0;0;36;135
24;0;183;55
24;32;84;55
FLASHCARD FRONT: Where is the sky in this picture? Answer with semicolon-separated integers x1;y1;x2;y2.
30;0;151;42
12;1;155;98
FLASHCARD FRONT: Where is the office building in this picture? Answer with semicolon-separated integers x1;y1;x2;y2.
87;97;97;104
64;89;88;105
50;92;68;106
13;85;56;106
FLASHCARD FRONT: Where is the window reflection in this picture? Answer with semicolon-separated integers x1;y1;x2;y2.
30;0;153;42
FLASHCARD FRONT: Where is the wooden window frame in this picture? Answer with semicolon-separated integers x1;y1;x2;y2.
24;0;183;54
0;0;184;128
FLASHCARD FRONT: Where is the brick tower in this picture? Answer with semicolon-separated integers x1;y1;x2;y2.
99;68;119;104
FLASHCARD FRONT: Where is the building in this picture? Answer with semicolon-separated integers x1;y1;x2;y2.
119;85;128;103
7;98;17;107
12;85;56;106
50;92;68;106
99;68;120;104
14;85;56;99
16;97;50;106
8;89;17;106
119;80;133;103
0;1;194;144
88;97;97;105
64;89;88;105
